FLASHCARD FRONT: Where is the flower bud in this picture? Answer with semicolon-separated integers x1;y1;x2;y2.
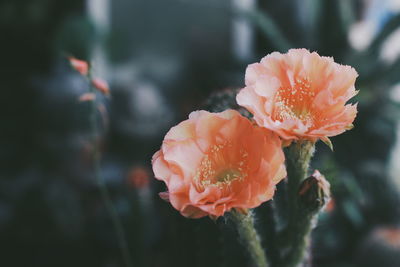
68;57;89;76
92;78;110;95
78;93;96;102
298;170;331;213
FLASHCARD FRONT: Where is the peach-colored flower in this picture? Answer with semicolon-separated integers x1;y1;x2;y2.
236;49;358;143
92;78;110;95
68;57;89;76
152;110;286;218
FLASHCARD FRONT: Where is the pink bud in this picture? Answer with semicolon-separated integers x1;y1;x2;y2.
92;78;110;95
68;57;89;76
78;93;96;102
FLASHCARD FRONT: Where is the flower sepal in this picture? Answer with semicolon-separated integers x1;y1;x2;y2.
321;137;334;151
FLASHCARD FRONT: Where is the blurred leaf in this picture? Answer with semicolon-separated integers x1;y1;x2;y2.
380;57;400;85
367;13;400;54
348;53;383;86
317;0;350;58
303;0;323;48
342;174;364;201
342;200;364;227
53;15;96;60
347;14;400;84
338;0;356;34
357;54;400;87
246;9;292;52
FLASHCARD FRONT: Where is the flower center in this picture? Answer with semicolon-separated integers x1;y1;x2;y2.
194;143;248;189
274;76;315;124
215;169;242;183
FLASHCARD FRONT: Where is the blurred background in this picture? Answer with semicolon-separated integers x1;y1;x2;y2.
1;0;400;266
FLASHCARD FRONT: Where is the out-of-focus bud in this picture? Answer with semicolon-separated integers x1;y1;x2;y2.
92;78;110;95
355;226;400;267
78;93;96;102
324;198;335;213
298;170;331;213
127;166;150;189
373;227;400;250
68;57;89;76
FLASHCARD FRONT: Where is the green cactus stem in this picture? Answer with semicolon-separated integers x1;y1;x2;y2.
226;209;269;267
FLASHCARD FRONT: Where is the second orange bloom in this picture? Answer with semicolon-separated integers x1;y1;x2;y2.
237;49;358;143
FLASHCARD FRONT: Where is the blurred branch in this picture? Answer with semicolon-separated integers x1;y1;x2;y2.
258;202;281;266
88;71;133;267
226;209;269;267
282;171;330;267
277;141;315;267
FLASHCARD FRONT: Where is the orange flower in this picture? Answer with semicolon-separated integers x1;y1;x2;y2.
236;49;358;143
68;57;89;76
152;110;286;218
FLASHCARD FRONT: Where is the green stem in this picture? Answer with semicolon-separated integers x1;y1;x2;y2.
282;213;315;267
226;209;269;267
259;201;280;266
286;141;315;215
281;141;315;267
89;75;133;267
